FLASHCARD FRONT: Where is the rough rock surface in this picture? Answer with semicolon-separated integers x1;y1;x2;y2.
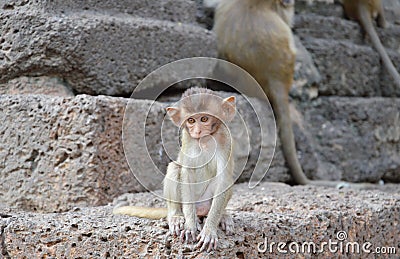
294;12;400;97
383;0;400;25
0;94;149;212
32;0;198;24
0;0;216;96
1;182;399;258
302;39;383;97
0;93;289;213
1;93;399;213
0;1;399;256
296;0;400;25
296;97;400;183
0;76;74;97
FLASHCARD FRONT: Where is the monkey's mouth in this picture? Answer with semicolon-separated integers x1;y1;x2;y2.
191;133;212;139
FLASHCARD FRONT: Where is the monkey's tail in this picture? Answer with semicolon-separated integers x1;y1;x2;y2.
113;206;168;220
269;85;310;185
269;83;382;189
359;5;400;88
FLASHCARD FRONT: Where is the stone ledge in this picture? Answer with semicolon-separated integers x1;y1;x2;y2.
1;94;399;213
0;9;216;96
303;38;383;96
295;0;400;25
0;94;151;213
304;37;400;97
0;93;286;213
296;97;400;183
1;182;399;258
295;14;400;62
2;0;197;24
295;0;343;18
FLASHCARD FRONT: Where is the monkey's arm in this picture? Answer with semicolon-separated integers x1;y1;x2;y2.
164;162;185;236
180;167;199;241
196;155;234;252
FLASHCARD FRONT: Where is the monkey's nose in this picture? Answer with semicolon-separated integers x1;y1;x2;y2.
193;131;203;138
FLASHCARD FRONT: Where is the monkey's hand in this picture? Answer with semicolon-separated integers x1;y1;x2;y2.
168;215;185;236
196;226;218;252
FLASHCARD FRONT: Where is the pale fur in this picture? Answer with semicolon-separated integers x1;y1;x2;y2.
114;88;236;252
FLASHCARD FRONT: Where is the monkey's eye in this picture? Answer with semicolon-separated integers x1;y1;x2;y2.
187;118;195;124
200;116;208;122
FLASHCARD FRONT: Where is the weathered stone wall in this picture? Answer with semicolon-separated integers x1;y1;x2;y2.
0;94;284;212
0;0;399;257
0;93;399;213
0;0;216;96
0;95;143;212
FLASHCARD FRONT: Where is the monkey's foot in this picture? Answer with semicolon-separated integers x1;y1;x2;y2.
180;227;197;243
168;215;185;236
180;219;201;243
220;214;234;235
196;227;218;252
377;15;387;28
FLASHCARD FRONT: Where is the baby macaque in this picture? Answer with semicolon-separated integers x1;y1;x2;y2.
114;87;236;252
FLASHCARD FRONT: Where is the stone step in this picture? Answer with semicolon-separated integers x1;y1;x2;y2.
2;0;197;24
0;9;216;96
0;94;148;212
295;14;400;52
0;93;286;213
295;0;344;18
296;97;400;183
303;38;400;97
1;182;399;257
1;94;399;213
295;0;400;25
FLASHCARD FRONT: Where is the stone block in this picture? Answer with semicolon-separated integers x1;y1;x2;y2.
1;182;398;258
0;4;216;96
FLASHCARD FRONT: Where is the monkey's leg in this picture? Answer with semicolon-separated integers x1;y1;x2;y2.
197;187;232;252
197;182;233;235
217;179;233;235
376;3;387;28
164;162;184;236
196;158;234;252
180;168;199;242
219;189;234;235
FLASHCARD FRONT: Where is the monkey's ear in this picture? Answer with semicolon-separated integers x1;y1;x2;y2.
166;107;182;127
221;96;236;122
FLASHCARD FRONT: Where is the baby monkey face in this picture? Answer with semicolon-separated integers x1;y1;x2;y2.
185;113;220;139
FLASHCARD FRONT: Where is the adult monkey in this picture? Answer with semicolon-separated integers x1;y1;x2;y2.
342;0;400;88
213;0;376;188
